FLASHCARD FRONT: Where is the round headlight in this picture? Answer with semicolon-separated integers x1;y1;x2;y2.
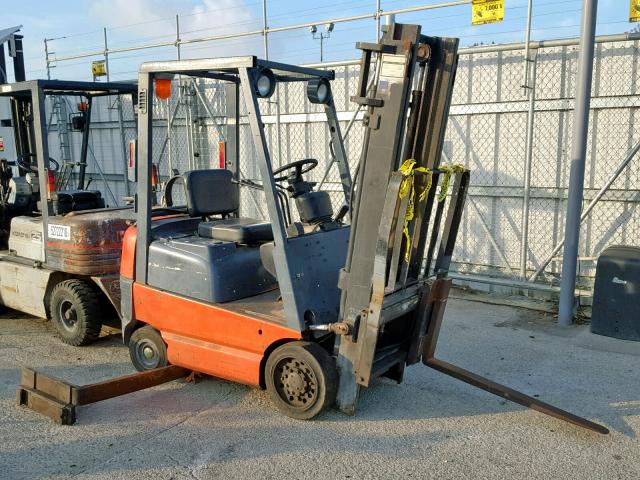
254;68;276;98
307;77;331;104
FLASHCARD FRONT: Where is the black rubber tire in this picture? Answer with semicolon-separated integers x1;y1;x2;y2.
265;341;337;420
128;325;168;372
49;279;103;346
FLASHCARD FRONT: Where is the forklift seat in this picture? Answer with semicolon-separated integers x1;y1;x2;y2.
183;169;239;217
182;169;273;245
198;218;273;243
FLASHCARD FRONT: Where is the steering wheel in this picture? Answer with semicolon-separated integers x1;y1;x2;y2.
272;158;318;182
16;153;60;173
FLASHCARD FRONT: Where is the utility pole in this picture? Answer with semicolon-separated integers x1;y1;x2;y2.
44;38;50;80
310;23;334;63
43;36;65;80
558;0;598;326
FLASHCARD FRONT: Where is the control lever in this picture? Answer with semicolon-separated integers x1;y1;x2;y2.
334;204;349;223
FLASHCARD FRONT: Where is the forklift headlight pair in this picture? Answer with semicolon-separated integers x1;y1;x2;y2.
306;77;331;104
253;68;331;105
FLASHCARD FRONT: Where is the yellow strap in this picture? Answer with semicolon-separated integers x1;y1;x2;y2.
437;163;465;202
397;159;433;262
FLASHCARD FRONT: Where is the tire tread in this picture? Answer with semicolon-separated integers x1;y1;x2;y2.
50;279;103;346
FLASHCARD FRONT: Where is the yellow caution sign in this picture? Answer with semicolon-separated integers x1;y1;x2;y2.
472;0;504;26
631;0;640;22
91;60;107;78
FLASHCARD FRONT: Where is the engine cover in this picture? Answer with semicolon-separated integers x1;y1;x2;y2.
45;208;132;275
8;216;45;261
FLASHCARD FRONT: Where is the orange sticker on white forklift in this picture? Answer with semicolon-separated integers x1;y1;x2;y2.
472;0;504;26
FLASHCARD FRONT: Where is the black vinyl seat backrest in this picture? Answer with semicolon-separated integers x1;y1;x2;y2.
183;169;239;217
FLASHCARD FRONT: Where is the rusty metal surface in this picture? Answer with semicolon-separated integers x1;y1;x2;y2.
91;273;122;314
72;365;189;405
20;367;75;404
45;209;132;275
421;278;452;360
425;358;610;435
16;387;76;425
16;365;188;425
420;279;609;435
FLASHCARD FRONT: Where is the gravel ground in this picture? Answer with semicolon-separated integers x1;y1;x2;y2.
0;298;638;480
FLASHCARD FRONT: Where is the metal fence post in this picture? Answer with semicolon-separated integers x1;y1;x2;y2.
176;14;181;60
558;0;598;326
168;14;181;176
520;50;537;279
103;28;109;81
262;0;269;59
102;27;132;198
116;99;130;198
376;0;381;40
521;0;533;93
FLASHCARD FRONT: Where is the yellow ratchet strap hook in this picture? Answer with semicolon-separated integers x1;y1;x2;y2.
438;163;465;202
397;159;433;262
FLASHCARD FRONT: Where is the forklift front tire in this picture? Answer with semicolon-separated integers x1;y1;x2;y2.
265;341;337;420
50;279;103;346
129;326;168;372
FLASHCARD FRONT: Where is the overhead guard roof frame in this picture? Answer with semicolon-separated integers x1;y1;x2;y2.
139;56;335;81
0;79;138;98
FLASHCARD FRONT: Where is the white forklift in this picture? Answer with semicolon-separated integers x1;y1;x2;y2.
0;28;138;345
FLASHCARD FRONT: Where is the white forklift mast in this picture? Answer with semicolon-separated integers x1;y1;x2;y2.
0;26;24;224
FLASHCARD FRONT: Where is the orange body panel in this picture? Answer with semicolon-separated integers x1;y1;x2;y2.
120;225;137;279
132;283;301;386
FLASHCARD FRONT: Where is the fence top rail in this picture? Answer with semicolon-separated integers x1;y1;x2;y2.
301;32;640;70
47;0;472;64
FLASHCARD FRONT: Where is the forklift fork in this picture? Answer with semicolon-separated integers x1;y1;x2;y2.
420;279;609;435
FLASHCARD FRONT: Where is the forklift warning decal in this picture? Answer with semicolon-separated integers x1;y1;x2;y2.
472;0;504;26
48;224;71;241
378;54;407;97
631;0;640;22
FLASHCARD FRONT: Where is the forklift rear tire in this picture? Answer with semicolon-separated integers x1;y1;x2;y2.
129;326;168;371
50;279;103;346
265;341;337;420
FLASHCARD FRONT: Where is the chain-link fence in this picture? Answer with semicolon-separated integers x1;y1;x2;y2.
45;36;640;299
45;92;135;206
448;38;640;297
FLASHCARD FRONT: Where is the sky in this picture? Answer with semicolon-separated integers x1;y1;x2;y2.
0;0;628;82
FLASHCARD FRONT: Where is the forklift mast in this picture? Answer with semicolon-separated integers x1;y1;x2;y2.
334;23;607;434
0;26;30;164
335;22;465;412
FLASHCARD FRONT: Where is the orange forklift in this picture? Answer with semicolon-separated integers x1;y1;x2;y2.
18;23;607;433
